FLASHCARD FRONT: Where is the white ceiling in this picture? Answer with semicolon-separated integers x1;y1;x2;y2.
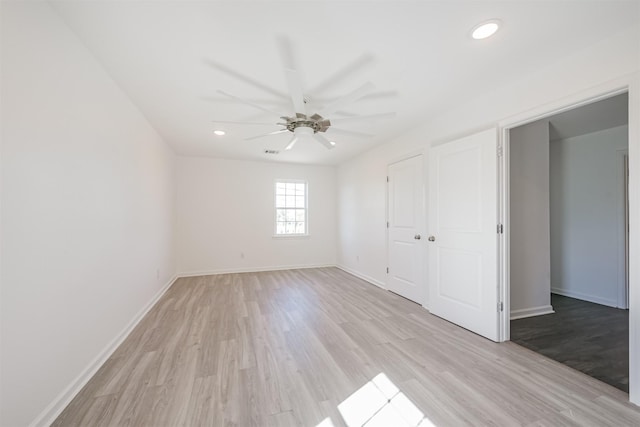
549;93;629;141
50;1;639;165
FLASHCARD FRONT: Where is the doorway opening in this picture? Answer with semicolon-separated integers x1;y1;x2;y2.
508;93;630;392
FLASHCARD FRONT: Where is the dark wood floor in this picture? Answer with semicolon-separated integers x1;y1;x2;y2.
511;294;629;392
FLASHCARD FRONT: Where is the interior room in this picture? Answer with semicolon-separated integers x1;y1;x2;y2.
2;1;640;426
509;94;630;392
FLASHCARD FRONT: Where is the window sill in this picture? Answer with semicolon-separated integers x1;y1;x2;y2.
272;234;310;239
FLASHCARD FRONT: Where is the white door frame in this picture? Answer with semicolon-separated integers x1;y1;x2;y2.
618;149;630;309
497;73;639;406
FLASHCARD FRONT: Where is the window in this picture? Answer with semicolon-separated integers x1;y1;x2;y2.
275;180;307;236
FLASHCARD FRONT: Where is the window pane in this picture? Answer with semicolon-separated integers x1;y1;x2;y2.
296;183;305;195
276;209;286;221
276;196;286;207
286;209;296;221
295;222;305;234
296;209;305;221
276;222;285;234
286;195;295;207
285;222;295;233
296;196;305;208
286;183;296;194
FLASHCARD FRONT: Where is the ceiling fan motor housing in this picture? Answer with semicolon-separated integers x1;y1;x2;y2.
282;113;331;133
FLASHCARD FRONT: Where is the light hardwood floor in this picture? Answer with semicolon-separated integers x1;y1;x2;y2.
53;268;640;426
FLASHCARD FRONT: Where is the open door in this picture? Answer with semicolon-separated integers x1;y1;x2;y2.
428;128;499;341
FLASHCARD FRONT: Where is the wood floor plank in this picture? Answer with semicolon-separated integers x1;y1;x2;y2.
53;267;640;426
399;377;474;426
183;374;215;427
108;350;159;426
512;294;629;392
267;410;299;427
79;394;119;427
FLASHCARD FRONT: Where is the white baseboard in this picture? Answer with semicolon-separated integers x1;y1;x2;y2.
31;274;178;427
177;263;335;278
336;265;387;290
178;265;387;293
551;287;618;308
510;305;555;320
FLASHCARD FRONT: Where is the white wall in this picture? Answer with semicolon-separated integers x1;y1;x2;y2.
550;125;629;307
0;3;176;426
509;120;553;319
338;152;393;287
337;25;639;291
176;157;336;275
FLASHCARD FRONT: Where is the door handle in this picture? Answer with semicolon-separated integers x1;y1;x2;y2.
428;236;435;242
414;234;421;240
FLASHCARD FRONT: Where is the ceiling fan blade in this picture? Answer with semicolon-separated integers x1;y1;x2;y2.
360;90;399;101
245;129;288;141
313;133;336;150
204;59;287;99
276;34;297;70
311;90;398;105
308;53;374;94
217;90;283;118
329;112;396;125
320;82;376;117
327;127;373;138
212;120;277;126
201;95;288;109
285;68;306;114
285;135;299;151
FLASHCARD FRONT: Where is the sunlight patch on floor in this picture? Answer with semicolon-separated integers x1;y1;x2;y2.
332;373;435;427
316;417;336;427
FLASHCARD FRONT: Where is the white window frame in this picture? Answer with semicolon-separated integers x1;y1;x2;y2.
273;179;309;237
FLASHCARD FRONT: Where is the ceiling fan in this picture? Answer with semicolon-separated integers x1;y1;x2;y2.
208;37;396;151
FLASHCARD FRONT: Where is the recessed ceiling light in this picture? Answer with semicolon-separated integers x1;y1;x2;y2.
213;130;226;136
471;20;501;40
329;141;336;146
